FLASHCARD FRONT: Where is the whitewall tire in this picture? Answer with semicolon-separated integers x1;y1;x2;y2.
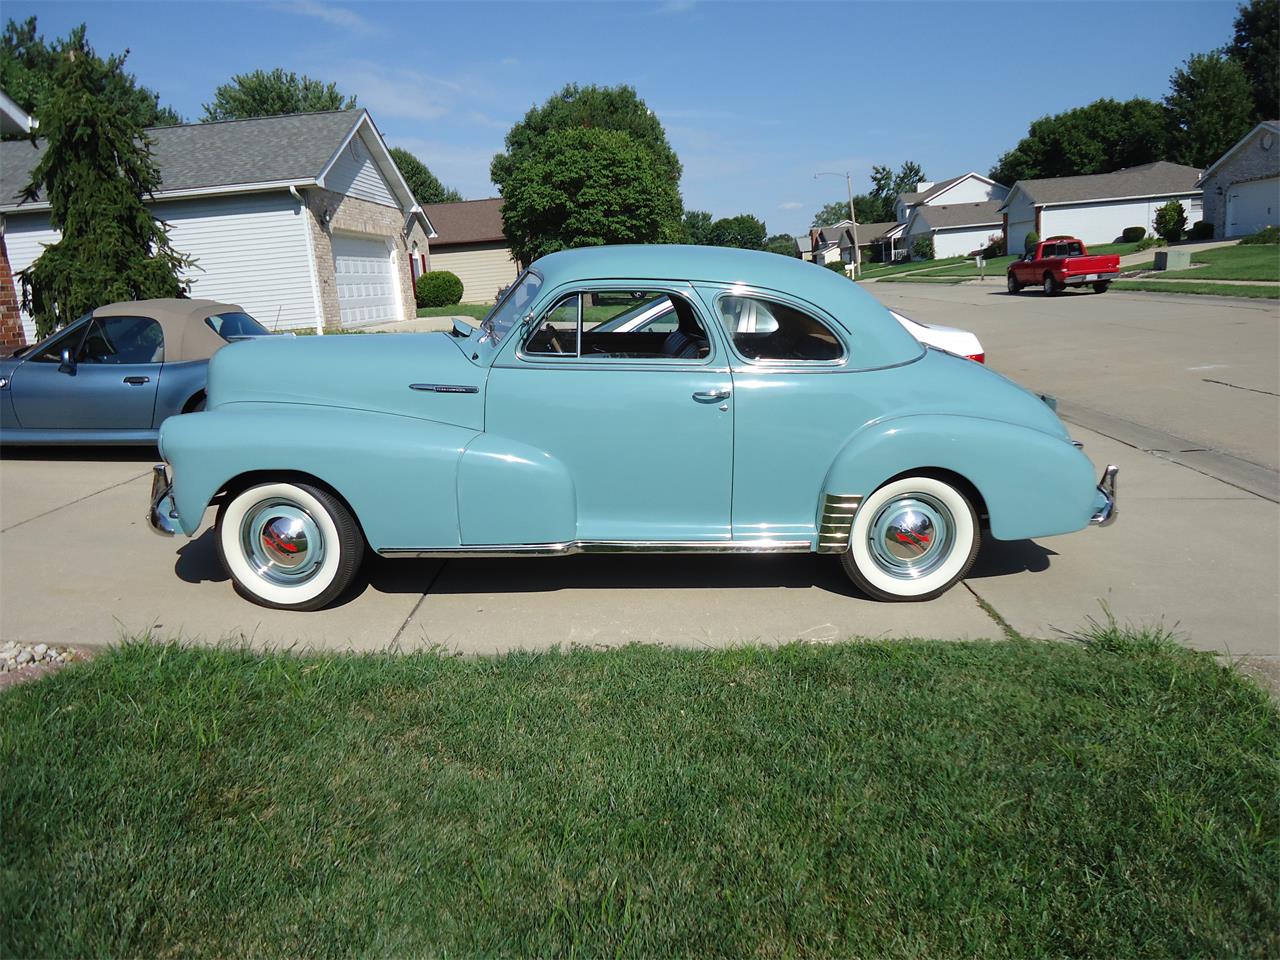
216;481;363;611
840;475;980;602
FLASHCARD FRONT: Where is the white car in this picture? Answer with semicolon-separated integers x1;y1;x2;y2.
595;298;985;363
889;310;984;364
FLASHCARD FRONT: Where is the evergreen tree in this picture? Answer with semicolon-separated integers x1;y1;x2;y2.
19;28;190;339
388;147;462;205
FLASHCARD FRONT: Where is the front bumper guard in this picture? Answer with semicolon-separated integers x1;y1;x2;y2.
1090;464;1119;527
148;464;180;537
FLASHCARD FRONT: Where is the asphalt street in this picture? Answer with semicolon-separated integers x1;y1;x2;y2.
1;283;1276;660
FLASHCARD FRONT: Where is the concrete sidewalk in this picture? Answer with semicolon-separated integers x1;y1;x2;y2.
1;423;1275;658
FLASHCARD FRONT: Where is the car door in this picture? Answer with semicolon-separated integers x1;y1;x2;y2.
483;283;734;543
11;314;163;430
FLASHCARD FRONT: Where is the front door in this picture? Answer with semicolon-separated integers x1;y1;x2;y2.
483;284;733;543
11;314;163;431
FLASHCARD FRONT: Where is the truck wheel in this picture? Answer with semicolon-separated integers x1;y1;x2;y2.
1042;274;1059;296
1007;274;1022;294
1092;281;1111;294
216;481;364;611
840;475;981;602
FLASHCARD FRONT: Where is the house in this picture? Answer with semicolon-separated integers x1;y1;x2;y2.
419;198;519;304
808;220;898;267
0;89;36;136
1000;161;1203;254
903;202;1004;259
894;172;1009;223
0;108;435;344
792;233;814;261
1197;120;1280;239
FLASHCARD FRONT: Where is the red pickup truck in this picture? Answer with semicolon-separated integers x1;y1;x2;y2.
1007;237;1120;296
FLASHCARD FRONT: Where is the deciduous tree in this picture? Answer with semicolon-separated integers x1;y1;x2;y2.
202;68;356;121
389;147;462;205
1229;0;1279;121
764;233;796;257
18;28;190;338
681;209;714;245
707;214;766;249
1165;52;1254;168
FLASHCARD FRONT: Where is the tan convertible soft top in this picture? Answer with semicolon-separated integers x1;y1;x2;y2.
93;299;246;362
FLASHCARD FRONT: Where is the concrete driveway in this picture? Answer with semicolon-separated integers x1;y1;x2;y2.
1;285;1276;659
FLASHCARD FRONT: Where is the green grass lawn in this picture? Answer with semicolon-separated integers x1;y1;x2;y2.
857;256;966;279
1113;280;1280;299
873;275;969;284
3;630;1276;958
1086;240;1143;256
910;254;1020;278
1127;244;1280;281
416;303;493;321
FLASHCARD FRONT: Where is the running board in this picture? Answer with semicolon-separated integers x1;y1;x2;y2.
378;539;814;559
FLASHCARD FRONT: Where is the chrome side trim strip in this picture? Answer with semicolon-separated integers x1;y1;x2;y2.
409;383;479;394
816;493;863;554
378;539;813;559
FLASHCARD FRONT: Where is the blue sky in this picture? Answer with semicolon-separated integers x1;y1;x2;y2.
5;0;1241;235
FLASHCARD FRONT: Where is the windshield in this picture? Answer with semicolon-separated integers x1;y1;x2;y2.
482;270;542;343
206;311;269;339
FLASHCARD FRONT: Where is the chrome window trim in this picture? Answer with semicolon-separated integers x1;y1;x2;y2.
700;285;849;369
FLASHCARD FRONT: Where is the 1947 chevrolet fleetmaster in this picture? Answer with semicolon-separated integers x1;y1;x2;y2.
149;245;1117;611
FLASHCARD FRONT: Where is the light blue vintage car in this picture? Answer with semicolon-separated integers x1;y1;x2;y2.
149;245;1117;611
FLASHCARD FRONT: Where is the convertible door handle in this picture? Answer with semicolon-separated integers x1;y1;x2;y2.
123;376;150;385
692;388;731;403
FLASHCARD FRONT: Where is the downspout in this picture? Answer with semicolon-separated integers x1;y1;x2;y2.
291;185;326;335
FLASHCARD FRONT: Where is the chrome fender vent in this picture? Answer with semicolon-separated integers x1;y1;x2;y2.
817;493;863;554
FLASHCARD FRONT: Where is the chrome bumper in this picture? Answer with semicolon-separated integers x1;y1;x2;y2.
1090;464;1119;527
148;464;180;537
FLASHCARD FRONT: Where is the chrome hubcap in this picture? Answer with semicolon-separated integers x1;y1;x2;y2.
866;493;954;580
241;499;324;585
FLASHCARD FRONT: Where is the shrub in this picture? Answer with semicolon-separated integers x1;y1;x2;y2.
1153;201;1187;242
912;236;935;260
1239;225;1280;245
1121;226;1147;243
1023;230;1039;254
415;270;463;308
1135;235;1167;252
1187;220;1213;241
823;260;851;277
982;233;1006;257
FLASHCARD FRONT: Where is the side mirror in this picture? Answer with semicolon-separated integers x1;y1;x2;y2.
58;347;76;374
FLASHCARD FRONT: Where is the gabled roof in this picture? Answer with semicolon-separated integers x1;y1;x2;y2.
0;109;422;217
1002;161;1202;209
421;198;507;246
897;172;1008;211
794;234;813;254
845;221;898;244
0;89;35;136
909;200;1003;231
1197;121;1280;183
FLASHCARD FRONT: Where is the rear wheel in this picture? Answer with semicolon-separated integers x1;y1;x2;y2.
1007;273;1022;294
840;475;981;602
1043;274;1059;296
216;481;363;611
1092;281;1111;294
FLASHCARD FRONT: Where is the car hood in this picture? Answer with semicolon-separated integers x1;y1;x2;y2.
206;332;485;430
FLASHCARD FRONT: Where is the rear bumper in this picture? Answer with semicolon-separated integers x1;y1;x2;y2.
1090;464;1119;527
148;464;180;537
1063;272;1119;286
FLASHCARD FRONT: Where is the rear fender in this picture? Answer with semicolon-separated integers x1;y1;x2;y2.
823;415;1097;540
159;403;478;548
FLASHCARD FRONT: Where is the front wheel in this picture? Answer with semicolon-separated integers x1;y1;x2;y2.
1092;281;1111;294
840;475;981;602
216;481;364;610
1007;273;1022;294
1043;274;1059;296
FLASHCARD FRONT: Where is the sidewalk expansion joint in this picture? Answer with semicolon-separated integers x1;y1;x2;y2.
1;470;153;534
964;582;1023;642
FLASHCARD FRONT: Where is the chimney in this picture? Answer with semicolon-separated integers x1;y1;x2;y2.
915;181;934;193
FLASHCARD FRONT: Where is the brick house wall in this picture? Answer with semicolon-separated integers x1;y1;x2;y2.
1200;125;1280;238
0;233;26;351
300;187;431;330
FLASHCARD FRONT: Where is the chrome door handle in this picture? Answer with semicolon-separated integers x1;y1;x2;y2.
123;376;150;385
692;388;731;403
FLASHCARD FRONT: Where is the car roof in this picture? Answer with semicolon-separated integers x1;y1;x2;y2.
93;298;245;362
528;244;924;369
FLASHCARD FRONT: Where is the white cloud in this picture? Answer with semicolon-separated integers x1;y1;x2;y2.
331;62;465;121
273;0;378;34
778;201;804;210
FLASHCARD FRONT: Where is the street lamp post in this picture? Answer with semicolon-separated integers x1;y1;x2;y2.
814;170;860;279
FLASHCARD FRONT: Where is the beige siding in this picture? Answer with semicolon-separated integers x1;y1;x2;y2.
429;242;519;304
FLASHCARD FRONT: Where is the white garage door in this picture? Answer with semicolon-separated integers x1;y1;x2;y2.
332;234;400;326
1226;177;1279;237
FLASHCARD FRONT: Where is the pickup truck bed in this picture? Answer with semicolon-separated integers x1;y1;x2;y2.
1008;237;1120;295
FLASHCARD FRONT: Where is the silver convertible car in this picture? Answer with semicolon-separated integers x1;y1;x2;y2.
0;299;272;445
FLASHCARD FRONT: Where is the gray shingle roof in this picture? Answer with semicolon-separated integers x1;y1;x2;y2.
848;221;898;244
0;109;363;210
913;201;1003;230
896;173;968;208
1009;161;1202;206
794;234;813;253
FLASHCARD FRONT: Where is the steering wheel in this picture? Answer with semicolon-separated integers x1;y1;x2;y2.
544;324;564;354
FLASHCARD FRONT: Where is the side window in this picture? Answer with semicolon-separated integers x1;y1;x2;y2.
718;295;843;362
524;294;580;356
30;316;90;363
79;316;164;364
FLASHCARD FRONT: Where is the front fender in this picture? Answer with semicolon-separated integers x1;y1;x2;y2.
822;415;1098;540
159;403;478;548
